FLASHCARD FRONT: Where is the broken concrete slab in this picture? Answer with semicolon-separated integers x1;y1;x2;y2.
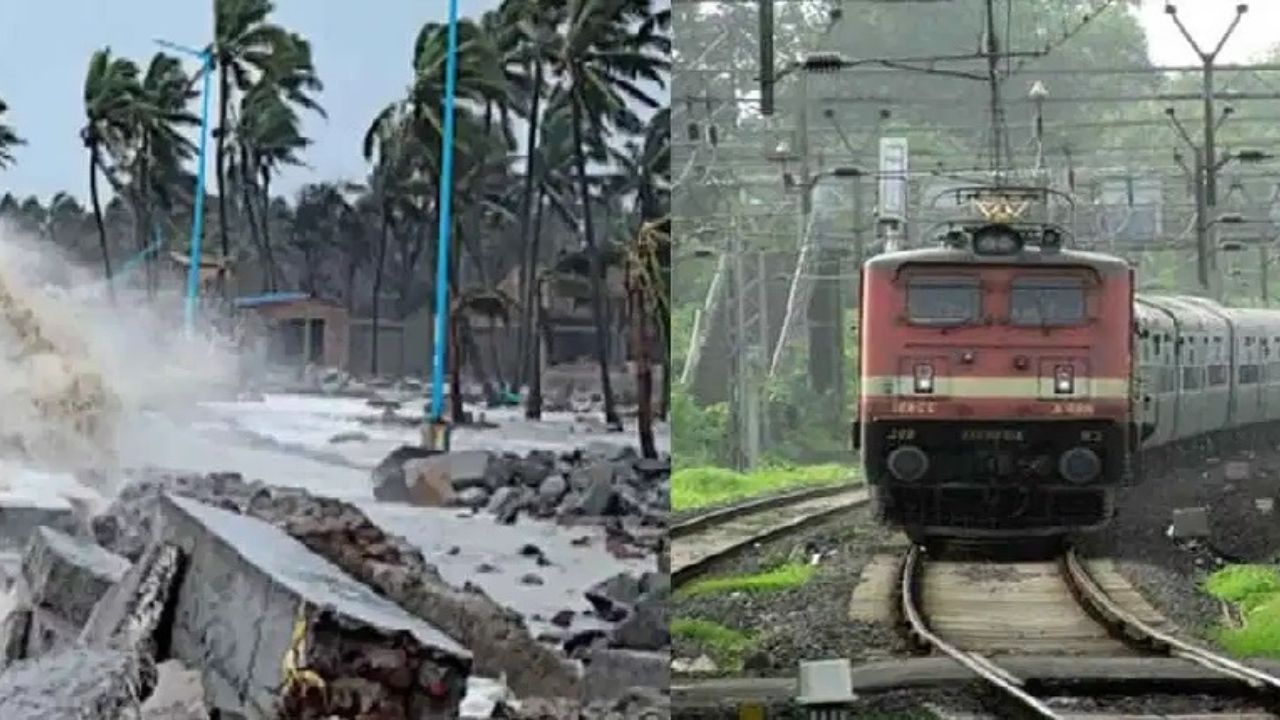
371;445;440;503
79;541;183;658
0;606;29;669
402;456;457;507
156;493;472;718
0;646;156;720
22;526;129;632
0;503;74;551
141;660;210;720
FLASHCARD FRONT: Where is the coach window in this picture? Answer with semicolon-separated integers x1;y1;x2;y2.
906;276;981;325
1009;277;1086;326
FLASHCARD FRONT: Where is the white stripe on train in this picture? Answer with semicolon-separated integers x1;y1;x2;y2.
860;375;1130;399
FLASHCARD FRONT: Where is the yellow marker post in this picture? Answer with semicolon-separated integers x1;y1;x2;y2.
738;702;765;720
422;420;451;451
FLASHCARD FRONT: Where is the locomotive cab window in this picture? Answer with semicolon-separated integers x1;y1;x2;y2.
905;276;981;325
1009;276;1086;326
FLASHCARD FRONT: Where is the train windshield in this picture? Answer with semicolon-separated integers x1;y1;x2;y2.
907;276;981;325
1009;277;1086;326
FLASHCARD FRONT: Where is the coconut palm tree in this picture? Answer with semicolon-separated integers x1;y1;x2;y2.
235;79;310;290
125;52;200;293
213;0;323;290
363;103;429;375
0;98;23;169
558;0;670;428
83;49;143;285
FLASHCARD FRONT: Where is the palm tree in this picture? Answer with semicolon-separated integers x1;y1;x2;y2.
522;100;607;420
235;79;309;290
127;52;200;293
363;103;425;376
214;0;323;291
614;107;671;417
559;0;670;429
83;49;143;286
0;98;24;169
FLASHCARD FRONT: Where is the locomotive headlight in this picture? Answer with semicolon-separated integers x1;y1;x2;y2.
1054;364;1074;394
887;445;929;482
1059;447;1101;484
914;363;935;394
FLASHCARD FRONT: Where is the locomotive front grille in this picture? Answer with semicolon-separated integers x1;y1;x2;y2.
864;419;1124;533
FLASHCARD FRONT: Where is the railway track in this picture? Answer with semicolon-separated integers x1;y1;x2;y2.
899;545;1280;718
670;483;868;585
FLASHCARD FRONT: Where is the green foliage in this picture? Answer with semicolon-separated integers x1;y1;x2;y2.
671;462;856;510
1205;565;1280;614
1203;565;1280;659
670;617;757;672
678;562;817;598
671;385;729;470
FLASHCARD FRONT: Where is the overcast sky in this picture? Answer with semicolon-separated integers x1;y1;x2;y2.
0;0;501;201
1;1;1262;201
1137;0;1280;66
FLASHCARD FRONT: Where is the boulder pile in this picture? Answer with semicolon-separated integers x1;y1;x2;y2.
371;443;670;559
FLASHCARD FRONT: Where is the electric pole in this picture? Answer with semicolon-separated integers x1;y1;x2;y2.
985;0;1006;175
1166;2;1248;207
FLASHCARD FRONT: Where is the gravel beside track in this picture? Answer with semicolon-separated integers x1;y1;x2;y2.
672;503;908;677
1079;442;1280;644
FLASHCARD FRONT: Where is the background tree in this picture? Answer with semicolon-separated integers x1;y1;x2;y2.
0;98;23;169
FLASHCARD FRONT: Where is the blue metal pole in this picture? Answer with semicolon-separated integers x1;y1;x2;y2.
429;0;461;422
186;50;214;335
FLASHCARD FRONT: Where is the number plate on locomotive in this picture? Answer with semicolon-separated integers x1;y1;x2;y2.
960;429;1024;441
891;400;937;414
1051;402;1095;415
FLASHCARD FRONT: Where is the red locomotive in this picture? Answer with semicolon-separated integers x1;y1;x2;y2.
856;185;1280;544
854;186;1134;542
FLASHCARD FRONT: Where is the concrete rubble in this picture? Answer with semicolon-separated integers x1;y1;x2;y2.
0;436;670;718
371;443;670;560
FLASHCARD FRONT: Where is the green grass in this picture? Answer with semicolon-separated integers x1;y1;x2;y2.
671;463;859;511
1204;565;1280;658
679;562;817;598
671;617;757;671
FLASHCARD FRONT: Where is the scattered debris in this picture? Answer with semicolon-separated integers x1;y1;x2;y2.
370;444;670;559
1168;506;1210;540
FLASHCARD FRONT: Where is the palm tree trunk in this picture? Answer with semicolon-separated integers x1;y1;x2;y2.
569;76;620;429
515;59;544;390
215;63;231;296
631;269;656;459
238;151;267;293
88;145;114;299
371;205;391;376
259;168;278;291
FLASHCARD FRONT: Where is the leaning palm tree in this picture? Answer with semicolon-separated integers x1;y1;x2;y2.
235;79;310;290
82;49;143;285
558;0;670;429
0;98;24;169
362;103;425;376
214;0;323;291
127;52;200;293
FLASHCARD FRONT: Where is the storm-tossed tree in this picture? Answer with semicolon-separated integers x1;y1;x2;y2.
213;0;324;290
234;78;311;291
124;53;200;294
556;0;671;429
82;48;143;285
0;98;23;169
